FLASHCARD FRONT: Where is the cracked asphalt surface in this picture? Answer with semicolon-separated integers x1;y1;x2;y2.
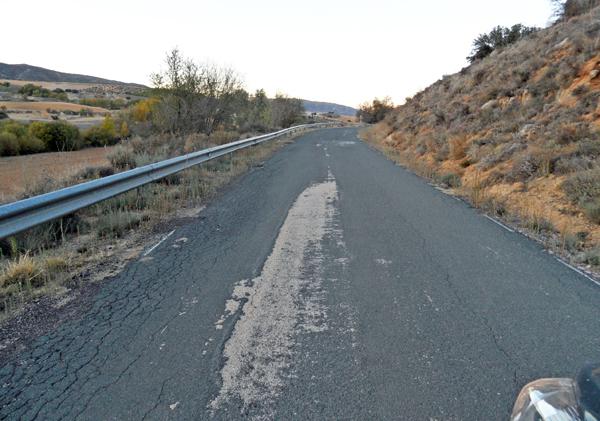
2;127;600;420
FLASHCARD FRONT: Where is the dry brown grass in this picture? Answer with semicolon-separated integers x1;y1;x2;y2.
0;254;42;289
0;147;115;202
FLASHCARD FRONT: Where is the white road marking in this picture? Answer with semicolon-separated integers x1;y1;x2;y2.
485;246;500;257
143;230;176;256
556;258;600;287
335;140;357;146
209;177;337;416
484;215;515;233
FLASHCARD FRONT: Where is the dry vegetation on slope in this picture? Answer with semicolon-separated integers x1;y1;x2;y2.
363;6;600;270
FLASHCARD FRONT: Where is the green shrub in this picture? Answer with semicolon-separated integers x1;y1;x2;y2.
80;98;127;110
96;211;142;238
563;169;600;224
0;120;28;138
529;215;555;233
0;121;48;155
584;248;600;266
578;139;600;157
29;121;81;151
562;169;600;204
439;173;462;188
108;146;136;170
0;132;19;156
18;83;68;101
83;126;118;146
18;136;46;154
582;200;600;224
83;116;118;147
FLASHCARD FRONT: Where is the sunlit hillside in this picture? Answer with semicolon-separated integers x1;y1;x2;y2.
363;5;600;267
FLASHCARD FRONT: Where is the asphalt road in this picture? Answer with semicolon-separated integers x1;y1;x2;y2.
2;127;600;420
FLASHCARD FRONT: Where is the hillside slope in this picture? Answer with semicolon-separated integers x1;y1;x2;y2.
0;63;145;87
364;7;600;268
302;100;357;116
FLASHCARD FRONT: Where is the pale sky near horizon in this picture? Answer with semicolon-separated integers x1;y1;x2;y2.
3;1;554;107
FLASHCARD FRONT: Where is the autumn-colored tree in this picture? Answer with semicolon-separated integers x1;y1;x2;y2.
83;115;118;147
120;121;129;139
101;115;116;137
131;98;158;122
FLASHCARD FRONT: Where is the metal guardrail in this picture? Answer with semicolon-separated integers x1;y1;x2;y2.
0;123;335;239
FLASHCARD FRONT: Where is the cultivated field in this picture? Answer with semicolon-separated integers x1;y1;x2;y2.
0;146;115;202
0;101;109;115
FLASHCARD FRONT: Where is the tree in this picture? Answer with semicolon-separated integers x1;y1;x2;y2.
82;116;118;147
270;93;304;128
28;121;81;151
120;121;129;139
151;48;244;134
130;98;157;122
102;115;116;135
467;24;539;63
357;97;394;124
248;89;271;131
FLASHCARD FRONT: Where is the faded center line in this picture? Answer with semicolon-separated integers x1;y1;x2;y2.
209;175;338;417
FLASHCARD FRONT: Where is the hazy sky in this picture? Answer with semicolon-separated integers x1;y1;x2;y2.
3;0;554;107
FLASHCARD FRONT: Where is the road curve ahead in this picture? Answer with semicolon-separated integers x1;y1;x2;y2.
2;127;600;420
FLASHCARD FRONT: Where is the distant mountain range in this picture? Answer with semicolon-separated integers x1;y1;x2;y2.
0;63;145;88
0;63;357;114
302;100;357;116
